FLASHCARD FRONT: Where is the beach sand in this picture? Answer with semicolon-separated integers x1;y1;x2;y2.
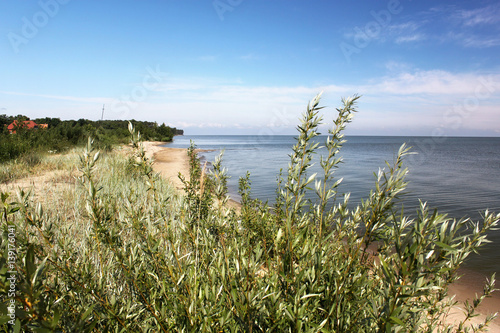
445;268;500;331
142;141;190;191
145;141;241;211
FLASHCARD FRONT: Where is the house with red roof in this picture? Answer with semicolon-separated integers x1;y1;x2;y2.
6;120;48;134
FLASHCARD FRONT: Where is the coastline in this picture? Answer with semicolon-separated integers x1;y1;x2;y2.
144;141;242;212
143;141;499;331
142;141;189;191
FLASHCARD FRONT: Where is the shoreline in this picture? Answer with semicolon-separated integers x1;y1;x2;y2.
142;141;190;192
144;141;242;212
446;267;500;330
143;141;499;331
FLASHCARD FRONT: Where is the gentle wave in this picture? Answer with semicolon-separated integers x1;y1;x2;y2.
166;135;500;275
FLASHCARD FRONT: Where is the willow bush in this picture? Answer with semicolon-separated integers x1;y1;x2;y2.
1;94;499;332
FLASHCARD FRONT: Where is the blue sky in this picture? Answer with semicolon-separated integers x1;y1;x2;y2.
1;0;499;136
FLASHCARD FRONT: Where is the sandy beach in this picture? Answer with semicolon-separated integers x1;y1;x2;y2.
141;141;190;191
143;141;500;331
144;141;242;211
446;268;500;331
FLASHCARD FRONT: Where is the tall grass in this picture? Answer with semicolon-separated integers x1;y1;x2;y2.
1;94;498;332
0;147;84;185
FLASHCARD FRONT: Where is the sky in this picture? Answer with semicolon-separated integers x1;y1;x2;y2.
1;0;500;136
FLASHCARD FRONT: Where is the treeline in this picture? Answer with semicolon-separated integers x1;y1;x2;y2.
0;114;183;162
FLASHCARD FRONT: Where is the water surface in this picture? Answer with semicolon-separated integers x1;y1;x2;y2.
165;135;500;275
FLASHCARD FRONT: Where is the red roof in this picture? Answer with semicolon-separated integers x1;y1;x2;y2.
6;120;47;133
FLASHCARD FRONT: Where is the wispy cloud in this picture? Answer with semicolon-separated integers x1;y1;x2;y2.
385;21;427;44
363;70;500;96
384;61;414;73
345;4;500;49
5;69;499;107
452;4;500;27
429;4;500;48
395;33;426;44
448;32;500;48
343;19;426;45
0;90;106;104
239;53;262;61
389;21;421;33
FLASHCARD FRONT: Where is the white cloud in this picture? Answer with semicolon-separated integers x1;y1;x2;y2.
458;35;500;48
154;78;351;105
0;90;107;104
395;33;426;44
384;61;414;73
353;4;500;49
3;69;500;135
389;21;421;33
453;4;500;27
239;53;262;61
385;21;428;45
363;70;500;96
343;19;426;45
149;71;500;135
431;4;500;48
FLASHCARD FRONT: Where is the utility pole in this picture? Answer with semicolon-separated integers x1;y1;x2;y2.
101;104;105;120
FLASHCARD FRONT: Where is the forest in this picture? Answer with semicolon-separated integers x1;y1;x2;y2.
0;114;183;163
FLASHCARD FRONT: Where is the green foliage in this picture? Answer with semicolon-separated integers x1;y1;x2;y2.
0;95;498;332
238;172;275;254
179;141;215;224
0;116;182;164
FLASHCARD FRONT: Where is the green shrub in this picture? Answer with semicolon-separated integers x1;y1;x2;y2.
0;95;498;332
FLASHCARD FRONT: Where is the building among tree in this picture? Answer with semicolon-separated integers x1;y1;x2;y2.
6;120;48;134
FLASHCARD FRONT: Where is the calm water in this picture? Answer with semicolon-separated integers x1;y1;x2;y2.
165;135;500;276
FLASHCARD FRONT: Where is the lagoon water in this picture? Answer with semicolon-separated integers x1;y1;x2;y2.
165;135;500;276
